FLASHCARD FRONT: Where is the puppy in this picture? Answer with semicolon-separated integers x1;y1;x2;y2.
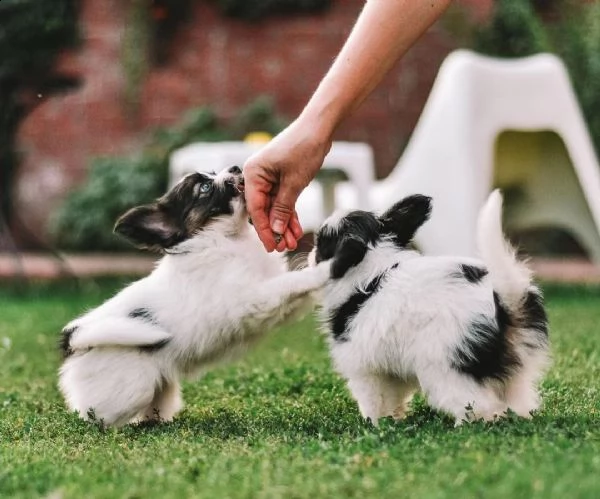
59;166;330;427
309;190;550;424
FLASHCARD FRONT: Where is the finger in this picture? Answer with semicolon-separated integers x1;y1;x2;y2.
275;234;287;252
244;175;277;252
255;214;277;252
269;188;298;236
249;204;277;252
289;211;303;240
283;227;298;251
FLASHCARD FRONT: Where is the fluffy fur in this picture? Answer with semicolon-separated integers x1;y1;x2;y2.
59;166;331;427
309;190;550;424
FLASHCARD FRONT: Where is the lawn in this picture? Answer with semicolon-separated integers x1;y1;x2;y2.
0;279;599;499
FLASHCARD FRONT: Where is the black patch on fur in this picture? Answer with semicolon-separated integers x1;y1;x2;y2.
329;271;388;342
451;292;521;382
522;290;549;339
379;195;432;247
315;211;381;278
457;264;489;284
114;171;242;251
59;325;78;358
314;229;339;265
128;307;157;324
129;307;169;352
138;338;170;353
331;237;369;279
116;205;184;251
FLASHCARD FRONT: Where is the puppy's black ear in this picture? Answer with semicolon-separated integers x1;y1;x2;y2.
331;236;369;279
379;195;432;246
114;204;182;250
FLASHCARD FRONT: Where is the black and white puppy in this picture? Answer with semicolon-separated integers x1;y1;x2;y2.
59;166;331;427
309;190;550;424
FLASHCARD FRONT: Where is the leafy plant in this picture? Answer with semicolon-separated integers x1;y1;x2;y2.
51;157;165;251
473;0;550;57
231;95;287;138
550;1;600;155
214;0;332;22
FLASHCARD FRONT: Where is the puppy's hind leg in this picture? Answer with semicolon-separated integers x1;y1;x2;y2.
502;373;539;418
391;378;419;420
502;334;550;417
136;380;183;424
502;356;548;418
59;349;162;427
418;369;508;424
346;373;414;425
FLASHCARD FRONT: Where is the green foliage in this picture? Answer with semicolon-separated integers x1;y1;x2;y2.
51;157;165;251
473;0;549;57
0;0;79;79
51;99;287;251
550;2;600;156
0;0;79;217
231;95;288;137
214;0;332;21
1;281;600;497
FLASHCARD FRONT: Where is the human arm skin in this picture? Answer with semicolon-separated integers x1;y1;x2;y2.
244;0;452;252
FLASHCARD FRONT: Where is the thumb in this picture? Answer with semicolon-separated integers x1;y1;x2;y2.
269;186;300;235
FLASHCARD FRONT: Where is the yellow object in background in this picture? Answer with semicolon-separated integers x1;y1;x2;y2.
244;131;272;144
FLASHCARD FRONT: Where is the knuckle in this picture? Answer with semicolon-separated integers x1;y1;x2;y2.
271;203;293;217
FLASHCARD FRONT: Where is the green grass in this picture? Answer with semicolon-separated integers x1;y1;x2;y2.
1;279;599;499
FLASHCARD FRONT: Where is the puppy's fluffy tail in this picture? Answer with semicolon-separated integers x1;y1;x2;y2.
477;190;550;404
477;190;532;312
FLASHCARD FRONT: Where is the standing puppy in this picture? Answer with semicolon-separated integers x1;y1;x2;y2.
309;190;549;424
59;166;330;427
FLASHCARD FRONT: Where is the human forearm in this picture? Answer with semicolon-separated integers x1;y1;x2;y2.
244;0;451;252
299;0;452;136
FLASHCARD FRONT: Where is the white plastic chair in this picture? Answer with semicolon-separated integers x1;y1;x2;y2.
367;50;600;262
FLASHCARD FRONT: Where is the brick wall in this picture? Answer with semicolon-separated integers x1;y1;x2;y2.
14;0;492;245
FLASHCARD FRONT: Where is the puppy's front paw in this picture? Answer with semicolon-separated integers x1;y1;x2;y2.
297;260;332;291
313;260;333;285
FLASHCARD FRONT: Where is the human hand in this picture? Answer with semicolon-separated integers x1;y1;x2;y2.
243;118;332;252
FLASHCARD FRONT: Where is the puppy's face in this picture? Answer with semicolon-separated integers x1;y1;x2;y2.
308;195;432;278
114;166;246;252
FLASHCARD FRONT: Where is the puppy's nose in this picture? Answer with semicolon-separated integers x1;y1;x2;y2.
228;165;242;175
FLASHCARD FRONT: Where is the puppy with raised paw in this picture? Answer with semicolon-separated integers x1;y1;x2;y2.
309;190;550;425
59;166;330;427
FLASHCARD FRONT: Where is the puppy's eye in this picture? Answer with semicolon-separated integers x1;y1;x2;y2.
198;182;212;194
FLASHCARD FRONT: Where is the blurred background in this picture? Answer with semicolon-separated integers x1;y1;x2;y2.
1;0;600;268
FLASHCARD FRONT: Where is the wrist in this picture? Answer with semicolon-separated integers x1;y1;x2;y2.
296;95;342;144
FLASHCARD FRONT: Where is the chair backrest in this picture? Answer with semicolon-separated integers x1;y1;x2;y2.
371;50;600;261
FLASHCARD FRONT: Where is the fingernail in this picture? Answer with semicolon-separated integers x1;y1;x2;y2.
272;220;285;235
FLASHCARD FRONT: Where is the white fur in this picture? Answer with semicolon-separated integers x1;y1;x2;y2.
311;191;550;424
59;170;331;427
477;189;532;311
